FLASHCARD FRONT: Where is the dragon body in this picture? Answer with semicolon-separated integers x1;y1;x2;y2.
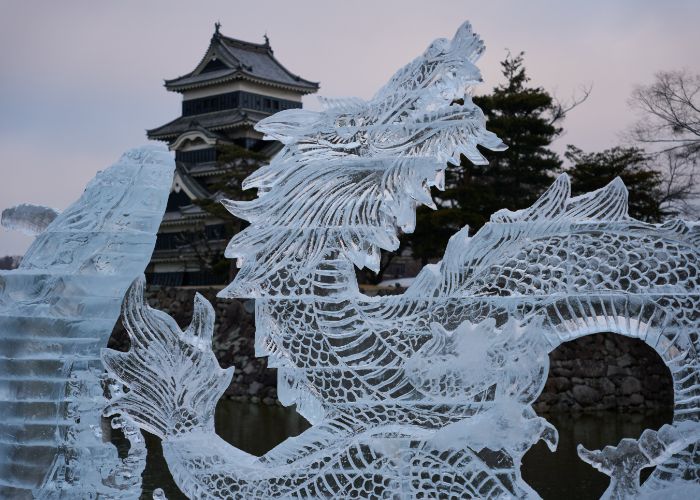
104;23;700;498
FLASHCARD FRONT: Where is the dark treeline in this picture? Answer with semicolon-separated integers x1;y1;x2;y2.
402;52;692;269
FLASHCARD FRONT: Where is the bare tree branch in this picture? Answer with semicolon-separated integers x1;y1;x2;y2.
655;151;700;217
548;83;593;125
630;70;700;156
629;69;700;217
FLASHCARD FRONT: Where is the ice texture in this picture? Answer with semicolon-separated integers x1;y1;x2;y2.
0;145;174;498
103;23;700;499
1;203;60;236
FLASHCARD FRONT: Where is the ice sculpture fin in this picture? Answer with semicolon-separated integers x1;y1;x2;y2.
489;174;630;226
429;174;635;296
1;203;59;235
577;422;700;498
490;173;571;224
103;278;232;438
565;176;629;221
255;108;322;143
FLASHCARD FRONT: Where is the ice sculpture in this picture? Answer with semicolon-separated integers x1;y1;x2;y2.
103;22;700;498
0;145;174;498
1;204;60;236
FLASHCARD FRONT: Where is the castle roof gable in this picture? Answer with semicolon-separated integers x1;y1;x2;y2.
164;27;319;94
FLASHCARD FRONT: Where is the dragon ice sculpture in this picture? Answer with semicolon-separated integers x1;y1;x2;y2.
103;23;700;498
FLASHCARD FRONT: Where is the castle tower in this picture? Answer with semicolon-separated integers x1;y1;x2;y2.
146;24;319;286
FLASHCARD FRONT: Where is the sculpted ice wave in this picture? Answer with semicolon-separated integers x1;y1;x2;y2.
103;23;700;498
0;145;174;498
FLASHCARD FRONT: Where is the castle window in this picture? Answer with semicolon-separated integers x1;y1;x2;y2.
175;148;217;164
182;91;302;116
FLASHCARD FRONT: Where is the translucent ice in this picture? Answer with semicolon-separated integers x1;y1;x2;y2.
1;203;60;236
103;23;700;499
0;145;173;498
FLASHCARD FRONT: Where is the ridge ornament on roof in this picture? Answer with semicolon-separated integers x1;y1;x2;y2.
164;25;318;94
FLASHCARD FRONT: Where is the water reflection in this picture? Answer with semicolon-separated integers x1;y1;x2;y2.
135;401;671;499
139;400;310;499
522;410;672;499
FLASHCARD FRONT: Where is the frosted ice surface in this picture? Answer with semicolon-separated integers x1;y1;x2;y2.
1;203;60;236
152;488;168;500
0;145;174;498
103;23;700;499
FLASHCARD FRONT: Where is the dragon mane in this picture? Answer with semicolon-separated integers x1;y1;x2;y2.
219;22;507;298
220;157;443;297
408;173;700;297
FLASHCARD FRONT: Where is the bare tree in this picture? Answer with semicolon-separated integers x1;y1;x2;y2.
631;70;700;156
656;150;699;216
630;70;700;216
548;83;593;126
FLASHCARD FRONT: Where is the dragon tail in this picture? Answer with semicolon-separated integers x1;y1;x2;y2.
101;277;232;439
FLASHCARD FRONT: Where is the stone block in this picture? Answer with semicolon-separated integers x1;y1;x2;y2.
572;385;601;405
621;376;642;395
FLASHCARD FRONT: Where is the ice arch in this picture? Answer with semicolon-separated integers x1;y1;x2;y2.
539;295;700;492
536;331;674;412
542;297;695;410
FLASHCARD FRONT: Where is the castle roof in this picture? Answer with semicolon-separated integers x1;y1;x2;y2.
147;110;268;141
164;26;319;94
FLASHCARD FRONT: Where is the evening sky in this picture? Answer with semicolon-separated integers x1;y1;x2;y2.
1;0;699;254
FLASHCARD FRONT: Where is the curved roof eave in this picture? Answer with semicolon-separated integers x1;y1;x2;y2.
148;119;261;141
173;164;211;200
165;72;319;94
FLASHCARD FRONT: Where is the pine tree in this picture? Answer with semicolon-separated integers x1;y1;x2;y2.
565;145;668;222
410;52;564;263
182;144;267;281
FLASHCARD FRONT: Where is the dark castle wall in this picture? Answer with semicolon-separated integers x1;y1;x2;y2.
108;286;674;413
534;333;673;413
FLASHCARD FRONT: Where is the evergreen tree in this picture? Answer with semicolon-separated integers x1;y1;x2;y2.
565;145;668;222
180;144;267;281
196;143;266;222
410;52;564;263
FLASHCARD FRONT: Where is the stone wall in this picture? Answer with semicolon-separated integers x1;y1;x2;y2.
533;333;673;414
108;286;674;413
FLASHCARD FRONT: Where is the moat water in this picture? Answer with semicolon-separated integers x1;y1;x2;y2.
129;401;671;499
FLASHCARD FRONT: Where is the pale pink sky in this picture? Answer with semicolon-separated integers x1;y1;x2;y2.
1;0;699;254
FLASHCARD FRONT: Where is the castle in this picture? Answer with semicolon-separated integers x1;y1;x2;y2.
146;23;318;286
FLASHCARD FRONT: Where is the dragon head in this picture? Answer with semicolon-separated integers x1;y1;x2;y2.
256;21;506;166
219;22;505;299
